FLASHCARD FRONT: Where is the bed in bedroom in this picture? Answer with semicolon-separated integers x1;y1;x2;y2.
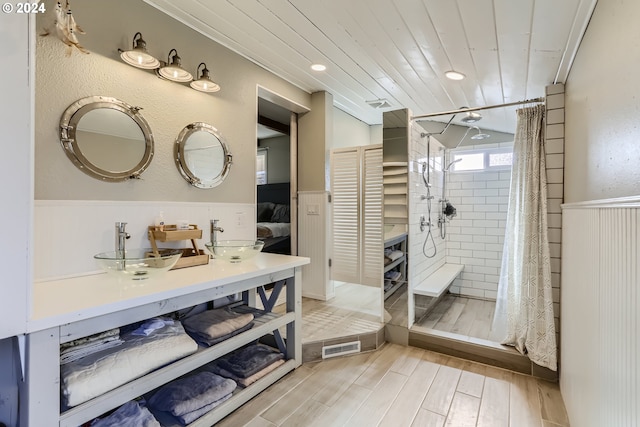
257;183;291;255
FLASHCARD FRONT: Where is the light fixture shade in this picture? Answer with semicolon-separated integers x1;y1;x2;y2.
190;63;220;93
445;70;466;80
158;49;193;82
119;32;160;70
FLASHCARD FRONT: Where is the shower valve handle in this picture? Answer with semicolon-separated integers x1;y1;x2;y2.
420;215;430;232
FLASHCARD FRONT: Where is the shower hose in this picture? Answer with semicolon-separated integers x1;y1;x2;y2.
422;163;437;258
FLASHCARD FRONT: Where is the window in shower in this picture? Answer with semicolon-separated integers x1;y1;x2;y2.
450;147;513;172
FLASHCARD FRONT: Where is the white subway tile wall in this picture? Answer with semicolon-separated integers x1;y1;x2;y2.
408;123;447;291
406;85;564;335
545;83;565;342
446;142;513;299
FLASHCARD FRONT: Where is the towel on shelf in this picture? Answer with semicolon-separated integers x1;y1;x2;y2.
210;358;285;387
131;318;174;336
61;320;198;408
384;281;393;292
61;337;124;364
60;328;124;365
174;392;233;425
61;328;120;350
384;270;402;282
90;400;160;427
194;321;255;347
148;371;236;424
182;307;254;343
216;343;284;379
384;249;404;262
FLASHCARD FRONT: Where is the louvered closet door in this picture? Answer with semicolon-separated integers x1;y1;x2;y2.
360;146;383;287
331;148;360;283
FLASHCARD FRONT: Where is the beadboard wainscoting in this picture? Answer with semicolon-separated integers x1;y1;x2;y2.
561;196;640;427
34;200;255;280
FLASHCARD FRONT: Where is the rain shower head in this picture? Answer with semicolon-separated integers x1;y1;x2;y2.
470;126;490;140
460;111;482;123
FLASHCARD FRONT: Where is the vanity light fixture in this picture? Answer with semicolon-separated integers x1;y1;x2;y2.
119;32;160;70
444;70;466;81
157;49;193;83
190;63;220;93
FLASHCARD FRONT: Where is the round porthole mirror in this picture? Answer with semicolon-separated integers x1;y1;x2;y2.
59;96;154;181
174;122;232;188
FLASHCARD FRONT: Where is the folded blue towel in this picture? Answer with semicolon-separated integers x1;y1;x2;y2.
148;372;236;419
217;343;284;378
176;392;233;425
131;318;174;336
91;400;159;427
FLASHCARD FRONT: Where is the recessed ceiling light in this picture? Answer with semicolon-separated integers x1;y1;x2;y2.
311;63;327;71
445;70;466;81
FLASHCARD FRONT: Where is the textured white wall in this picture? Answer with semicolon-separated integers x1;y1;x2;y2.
332;107;376;149
35;0;309;203
0;12;31;427
1;12;31;341
564;0;640;202
562;1;640;425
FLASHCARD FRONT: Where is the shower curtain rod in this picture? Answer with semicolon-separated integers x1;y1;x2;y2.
410;97;545;121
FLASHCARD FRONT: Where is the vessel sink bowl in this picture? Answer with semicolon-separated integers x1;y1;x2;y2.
94;249;182;280
205;240;264;263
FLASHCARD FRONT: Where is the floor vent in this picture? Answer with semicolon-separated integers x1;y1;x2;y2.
322;341;361;359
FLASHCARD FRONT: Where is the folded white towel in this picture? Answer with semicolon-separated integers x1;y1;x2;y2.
60;337;124;364
386;250;403;261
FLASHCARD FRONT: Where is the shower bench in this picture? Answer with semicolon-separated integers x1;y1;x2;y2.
412;263;464;298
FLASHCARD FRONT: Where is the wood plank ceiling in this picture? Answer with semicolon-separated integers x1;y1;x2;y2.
145;0;597;133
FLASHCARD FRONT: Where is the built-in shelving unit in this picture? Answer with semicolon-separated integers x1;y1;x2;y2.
22;254;308;427
384;232;407;300
383;162;408;222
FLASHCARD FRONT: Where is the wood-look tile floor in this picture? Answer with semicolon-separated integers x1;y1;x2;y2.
216;343;570;427
384;283;408;327
274;283;384;343
416;294;499;342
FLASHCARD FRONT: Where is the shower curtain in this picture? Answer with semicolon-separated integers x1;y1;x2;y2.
491;104;557;371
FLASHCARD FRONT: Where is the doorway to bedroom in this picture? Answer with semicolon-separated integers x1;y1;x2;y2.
257;90;385;361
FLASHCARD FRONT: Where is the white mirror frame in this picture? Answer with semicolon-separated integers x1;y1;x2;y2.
59;96;154;182
174;122;233;188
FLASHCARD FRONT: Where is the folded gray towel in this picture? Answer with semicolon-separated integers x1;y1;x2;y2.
91;400;159;427
182;308;254;341
190;322;255;347
148;372;236;419
217;343;284;378
210;359;285;387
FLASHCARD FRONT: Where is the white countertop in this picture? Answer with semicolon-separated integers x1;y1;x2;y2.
29;253;309;333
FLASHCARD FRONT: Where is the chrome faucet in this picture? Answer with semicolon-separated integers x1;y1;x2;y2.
115;222;130;258
210;219;224;245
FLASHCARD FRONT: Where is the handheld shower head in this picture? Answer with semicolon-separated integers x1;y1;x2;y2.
444;158;462;171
